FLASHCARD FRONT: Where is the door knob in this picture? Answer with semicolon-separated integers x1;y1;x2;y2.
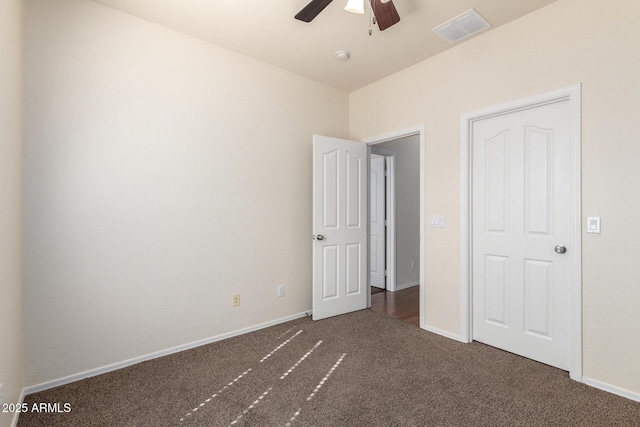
316;234;325;241
554;245;567;254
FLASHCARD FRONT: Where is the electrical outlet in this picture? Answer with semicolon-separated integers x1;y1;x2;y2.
0;382;3;405
278;284;285;297
411;260;416;269
232;293;240;307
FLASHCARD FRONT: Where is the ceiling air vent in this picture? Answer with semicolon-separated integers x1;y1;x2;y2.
432;9;491;44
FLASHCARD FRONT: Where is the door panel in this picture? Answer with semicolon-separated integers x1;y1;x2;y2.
484;131;509;234
313;135;368;320
472;100;571;370
322;245;339;299
346;152;362;228
525;127;553;235
345;243;361;295
484;255;508;327
523;259;552;337
322;150;339;229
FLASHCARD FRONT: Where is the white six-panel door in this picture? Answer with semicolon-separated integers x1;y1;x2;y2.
370;156;386;289
472;100;572;370
312;135;368;320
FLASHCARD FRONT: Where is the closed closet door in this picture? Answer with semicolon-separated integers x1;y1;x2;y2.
472;100;572;370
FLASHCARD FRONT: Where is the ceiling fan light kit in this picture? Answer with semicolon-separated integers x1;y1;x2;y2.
295;0;400;31
344;0;365;14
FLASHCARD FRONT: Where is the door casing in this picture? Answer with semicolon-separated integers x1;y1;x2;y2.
460;85;582;381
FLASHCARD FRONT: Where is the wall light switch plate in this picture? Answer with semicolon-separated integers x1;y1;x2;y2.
429;215;446;228
587;216;601;233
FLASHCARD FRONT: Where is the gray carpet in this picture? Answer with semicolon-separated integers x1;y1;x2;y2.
18;310;640;426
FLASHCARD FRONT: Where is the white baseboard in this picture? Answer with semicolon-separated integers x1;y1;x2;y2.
582;376;640;403
11;388;25;427
24;311;310;395
394;281;420;292
422;323;466;343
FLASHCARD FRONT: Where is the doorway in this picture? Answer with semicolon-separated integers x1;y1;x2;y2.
364;126;426;328
460;85;582;380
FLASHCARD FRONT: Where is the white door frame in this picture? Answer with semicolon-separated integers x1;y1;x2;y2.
370;148;395;291
363;125;426;329
459;85;582;381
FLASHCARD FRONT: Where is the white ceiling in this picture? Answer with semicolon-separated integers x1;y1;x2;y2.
90;0;558;92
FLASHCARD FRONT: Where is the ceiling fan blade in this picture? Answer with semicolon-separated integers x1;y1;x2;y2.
295;0;334;22
370;0;400;31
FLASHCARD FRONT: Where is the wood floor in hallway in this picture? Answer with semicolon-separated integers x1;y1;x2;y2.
369;285;419;326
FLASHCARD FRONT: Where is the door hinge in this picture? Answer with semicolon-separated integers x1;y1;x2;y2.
384;220;388;226
384;269;388;276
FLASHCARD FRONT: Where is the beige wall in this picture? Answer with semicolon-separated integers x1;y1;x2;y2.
23;0;348;388
0;0;24;425
350;0;640;395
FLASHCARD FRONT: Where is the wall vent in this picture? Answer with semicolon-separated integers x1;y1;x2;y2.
432;9;491;44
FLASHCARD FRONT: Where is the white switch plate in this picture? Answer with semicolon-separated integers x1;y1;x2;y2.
429;215;446;228
587;216;601;233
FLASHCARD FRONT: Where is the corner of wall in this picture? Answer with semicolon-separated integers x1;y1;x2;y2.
0;0;25;426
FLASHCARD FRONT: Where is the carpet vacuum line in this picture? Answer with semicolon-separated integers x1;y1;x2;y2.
260;330;304;363
228;387;273;427
285;353;347;427
280;341;323;380
179;368;253;422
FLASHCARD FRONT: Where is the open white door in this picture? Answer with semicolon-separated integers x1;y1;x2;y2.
312;135;368;320
370;156;386;289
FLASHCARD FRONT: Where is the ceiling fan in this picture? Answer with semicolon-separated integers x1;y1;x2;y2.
295;0;401;31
